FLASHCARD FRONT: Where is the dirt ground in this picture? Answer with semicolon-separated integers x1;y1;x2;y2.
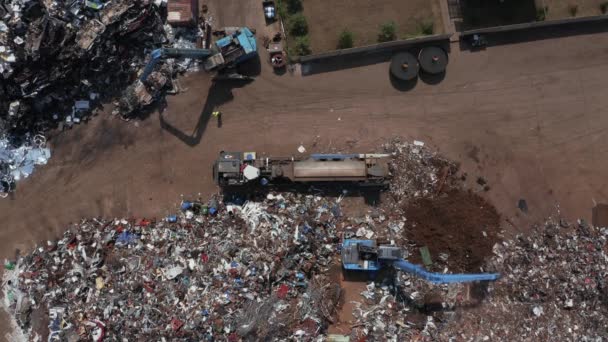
537;0;607;19
3;0;608;337
404;190;501;273
302;0;444;52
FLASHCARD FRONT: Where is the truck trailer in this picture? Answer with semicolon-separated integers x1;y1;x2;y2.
213;151;391;187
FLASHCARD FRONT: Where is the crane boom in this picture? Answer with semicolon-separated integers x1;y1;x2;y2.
140;48;213;81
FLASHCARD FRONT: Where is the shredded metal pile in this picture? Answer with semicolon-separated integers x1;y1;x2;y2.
6;141;605;340
3;194;342;341
439;219;608;341
383;138;459;202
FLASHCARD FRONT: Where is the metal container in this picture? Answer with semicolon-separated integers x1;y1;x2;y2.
293;160;367;180
167;0;198;27
418;46;448;74
390;52;419;81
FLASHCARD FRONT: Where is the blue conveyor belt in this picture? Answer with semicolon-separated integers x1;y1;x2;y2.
392;259;500;284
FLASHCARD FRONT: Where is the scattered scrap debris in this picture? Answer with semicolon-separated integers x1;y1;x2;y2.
383;138;459;201
439;218;608;341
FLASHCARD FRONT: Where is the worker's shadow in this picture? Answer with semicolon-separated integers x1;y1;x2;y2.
159;79;251;146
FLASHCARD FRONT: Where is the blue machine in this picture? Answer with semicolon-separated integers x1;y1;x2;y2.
140;27;257;82
341;239;500;284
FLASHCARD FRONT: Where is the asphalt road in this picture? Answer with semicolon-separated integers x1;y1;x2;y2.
2;1;608;338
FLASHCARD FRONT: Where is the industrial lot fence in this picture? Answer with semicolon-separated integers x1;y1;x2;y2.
298;34;453;64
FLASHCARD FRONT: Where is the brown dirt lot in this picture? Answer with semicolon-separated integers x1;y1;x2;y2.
302;0;444;53
3;0;608;337
404;190;501;273
537;0;607;19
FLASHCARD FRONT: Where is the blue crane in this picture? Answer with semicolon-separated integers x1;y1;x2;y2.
140;27;257;82
342;239;500;284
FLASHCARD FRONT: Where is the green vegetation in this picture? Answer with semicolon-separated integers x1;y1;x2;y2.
285;0;303;14
337;29;354;49
278;0;311;56
536;6;548;21
293;36;311;56
289;13;308;36
418;20;434;35
378;21;397;42
568;4;578;16
601;2;608;14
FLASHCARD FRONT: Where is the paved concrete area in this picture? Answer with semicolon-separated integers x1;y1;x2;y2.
2;1;608;337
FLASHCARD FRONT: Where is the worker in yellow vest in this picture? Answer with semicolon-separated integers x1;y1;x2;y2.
212;110;222;127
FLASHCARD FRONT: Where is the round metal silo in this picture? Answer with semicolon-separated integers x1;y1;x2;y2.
390;52;419;81
418;46;448;74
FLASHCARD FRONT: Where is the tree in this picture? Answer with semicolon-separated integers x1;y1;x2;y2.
536;6;548;21
378;21;397;42
337;29;354;49
289;13;308;36
285;0;303;14
602;2;608;14
294;36;311;56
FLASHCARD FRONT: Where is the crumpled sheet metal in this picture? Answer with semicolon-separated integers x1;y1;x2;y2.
0;135;50;196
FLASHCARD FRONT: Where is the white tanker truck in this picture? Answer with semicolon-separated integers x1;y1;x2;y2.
213;151;391;187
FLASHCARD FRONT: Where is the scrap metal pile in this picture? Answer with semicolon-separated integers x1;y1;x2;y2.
0;133;51;196
5;140;607;340
0;0;169;134
350;273;470;341
383;138;459;202
439;219;608;341
3;194;343;340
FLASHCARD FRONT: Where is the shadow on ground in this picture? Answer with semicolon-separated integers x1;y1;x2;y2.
301;52;393;76
301;41;451;77
419;71;446;85
159;56;261;146
389;73;418;91
159;80;242;146
222;182;385;206
459;19;608;51
460;0;536;30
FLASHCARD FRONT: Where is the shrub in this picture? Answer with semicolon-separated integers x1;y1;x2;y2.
568;4;578;16
601;1;608;14
337;29;354;49
536;6;548;21
289;13;308;36
418;20;434;35
285;0;303;14
294;36;311;56
277;0;287;19
378;21;397;42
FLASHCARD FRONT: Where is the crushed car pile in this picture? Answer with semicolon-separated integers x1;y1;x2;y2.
0;0;167;134
0;0;205;195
